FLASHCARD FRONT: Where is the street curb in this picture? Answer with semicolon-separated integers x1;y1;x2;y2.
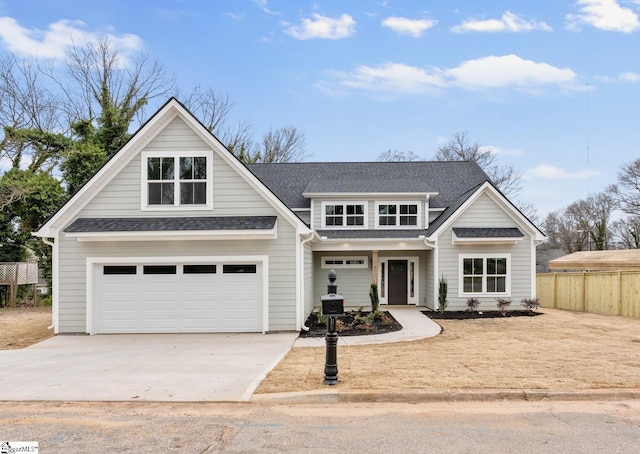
251;388;640;404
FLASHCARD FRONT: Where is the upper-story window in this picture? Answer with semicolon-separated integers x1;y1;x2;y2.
142;152;212;210
375;203;420;228
322;202;367;229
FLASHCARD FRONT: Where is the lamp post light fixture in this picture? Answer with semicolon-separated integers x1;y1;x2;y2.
321;269;344;385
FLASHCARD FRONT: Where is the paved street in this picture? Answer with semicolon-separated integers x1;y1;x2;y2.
2;400;639;453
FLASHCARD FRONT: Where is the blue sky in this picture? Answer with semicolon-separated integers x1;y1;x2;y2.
1;0;639;217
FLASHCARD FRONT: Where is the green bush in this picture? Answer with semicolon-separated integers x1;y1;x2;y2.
369;283;379;313
438;276;448;314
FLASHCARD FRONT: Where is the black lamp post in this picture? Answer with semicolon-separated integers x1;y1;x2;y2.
321;270;344;385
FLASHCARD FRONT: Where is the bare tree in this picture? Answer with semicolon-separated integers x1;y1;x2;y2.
182;86;233;133
0;54;64;172
377;150;421;162
609;158;640;215
181;86;257;158
543;192;615;253
60;37;175;155
611;216;640;249
433;131;522;197
258;126;307;163
542;210;587;253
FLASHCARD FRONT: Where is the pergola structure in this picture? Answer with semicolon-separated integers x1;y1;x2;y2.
548;250;640;271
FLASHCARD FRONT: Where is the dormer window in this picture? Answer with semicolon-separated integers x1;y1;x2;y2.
142;152;212;210
321;202;367;229
375;202;420;228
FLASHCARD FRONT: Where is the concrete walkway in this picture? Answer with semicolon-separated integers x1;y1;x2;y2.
294;306;442;347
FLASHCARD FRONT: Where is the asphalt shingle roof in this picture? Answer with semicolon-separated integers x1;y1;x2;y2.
247;161;489;210
453;227;524;238
64;216;277;232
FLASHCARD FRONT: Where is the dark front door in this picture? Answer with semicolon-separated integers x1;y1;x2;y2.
388;260;408;305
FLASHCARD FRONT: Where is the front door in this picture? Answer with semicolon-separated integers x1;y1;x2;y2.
388;260;408;305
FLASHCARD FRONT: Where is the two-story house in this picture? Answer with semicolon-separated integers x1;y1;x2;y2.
34;98;546;335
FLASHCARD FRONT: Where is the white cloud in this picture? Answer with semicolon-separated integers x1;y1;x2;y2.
0;17;143;60
321;55;578;96
526;164;599;180
620;71;640;81
326;62;446;95
285;13;355;40
381;16;437;37
447;55;577;90
252;0;280;16
566;0;640;32
451;11;552;33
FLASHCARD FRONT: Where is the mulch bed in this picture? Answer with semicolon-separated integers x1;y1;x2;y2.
300;310;402;338
423;310;544;320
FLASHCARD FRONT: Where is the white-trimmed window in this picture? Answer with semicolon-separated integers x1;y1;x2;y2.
142;152;212;210
459;254;510;296
321;256;368;269
375;202;420;228
321;202;367;229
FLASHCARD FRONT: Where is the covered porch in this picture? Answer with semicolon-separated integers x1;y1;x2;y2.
311;233;435;309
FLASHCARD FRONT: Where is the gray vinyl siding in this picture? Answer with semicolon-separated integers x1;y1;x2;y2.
313;252;373;310
79;117;276;218
436;193;533;311
57;116;300;333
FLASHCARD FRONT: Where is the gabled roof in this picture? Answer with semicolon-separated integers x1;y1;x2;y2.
247;161;489;209
34;98;310;237
426;180;546;242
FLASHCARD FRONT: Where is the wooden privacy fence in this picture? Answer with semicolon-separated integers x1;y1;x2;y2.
537;271;640;319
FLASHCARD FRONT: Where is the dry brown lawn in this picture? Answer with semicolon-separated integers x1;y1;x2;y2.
256;308;640;394
0;307;53;349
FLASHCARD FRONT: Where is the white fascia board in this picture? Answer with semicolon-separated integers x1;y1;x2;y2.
66;228;277;242
303;192;438;198
312;238;434;252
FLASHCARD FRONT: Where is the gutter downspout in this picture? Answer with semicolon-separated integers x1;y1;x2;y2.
299;231;315;331
40;237;55;330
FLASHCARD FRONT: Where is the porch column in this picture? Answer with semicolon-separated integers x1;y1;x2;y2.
372;250;379;285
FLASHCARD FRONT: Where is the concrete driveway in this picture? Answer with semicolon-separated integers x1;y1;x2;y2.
0;333;297;402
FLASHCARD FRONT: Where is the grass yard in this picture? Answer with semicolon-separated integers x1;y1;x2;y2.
256;308;640;394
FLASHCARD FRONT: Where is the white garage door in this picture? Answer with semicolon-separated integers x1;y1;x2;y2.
94;262;263;333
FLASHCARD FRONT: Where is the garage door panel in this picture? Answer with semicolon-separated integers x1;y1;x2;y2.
95;261;263;333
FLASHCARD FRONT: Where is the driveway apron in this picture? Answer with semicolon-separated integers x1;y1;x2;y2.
0;333;297;402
